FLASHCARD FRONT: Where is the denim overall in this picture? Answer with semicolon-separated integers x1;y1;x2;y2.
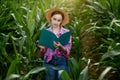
43;55;69;80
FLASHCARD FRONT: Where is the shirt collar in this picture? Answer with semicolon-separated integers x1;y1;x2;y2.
49;26;64;35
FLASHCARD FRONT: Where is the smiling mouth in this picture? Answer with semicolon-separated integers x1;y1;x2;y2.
52;24;57;27
53;24;58;26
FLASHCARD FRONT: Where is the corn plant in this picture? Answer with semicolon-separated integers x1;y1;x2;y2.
80;0;120;79
1;0;120;80
0;0;48;79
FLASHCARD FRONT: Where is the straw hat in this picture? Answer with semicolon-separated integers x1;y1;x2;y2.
45;8;69;26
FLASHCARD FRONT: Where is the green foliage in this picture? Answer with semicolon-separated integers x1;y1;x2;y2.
68;57;90;80
59;70;71;80
5;74;20;80
1;0;120;80
23;67;46;80
0;0;48;79
82;0;120;79
70;19;83;61
98;66;112;80
79;66;88;80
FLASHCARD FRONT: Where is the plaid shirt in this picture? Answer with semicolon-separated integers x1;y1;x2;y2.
39;26;72;62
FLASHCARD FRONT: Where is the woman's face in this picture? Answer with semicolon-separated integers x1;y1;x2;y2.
51;14;63;28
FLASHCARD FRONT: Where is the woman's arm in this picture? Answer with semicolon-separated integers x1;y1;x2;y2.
54;41;67;54
54;36;72;55
37;45;46;53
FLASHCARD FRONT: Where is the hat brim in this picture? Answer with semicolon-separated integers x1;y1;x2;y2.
45;8;69;26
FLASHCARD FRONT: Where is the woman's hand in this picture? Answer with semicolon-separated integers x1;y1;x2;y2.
53;41;67;54
38;45;46;53
53;41;62;48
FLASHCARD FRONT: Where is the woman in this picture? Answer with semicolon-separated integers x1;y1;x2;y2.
38;8;72;80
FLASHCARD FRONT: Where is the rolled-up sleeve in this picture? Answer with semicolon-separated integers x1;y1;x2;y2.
63;36;72;58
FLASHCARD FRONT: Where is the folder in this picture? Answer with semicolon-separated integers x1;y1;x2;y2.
39;29;72;51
